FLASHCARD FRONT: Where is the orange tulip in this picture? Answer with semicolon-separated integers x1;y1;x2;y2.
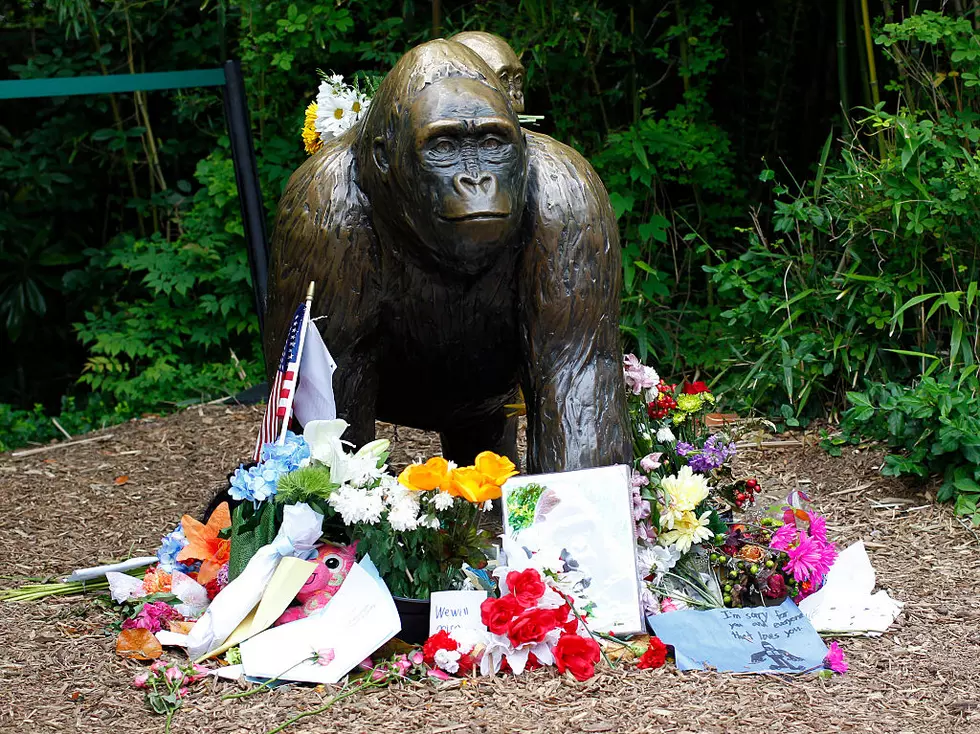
398;456;450;491
178;501;231;585
443;467;503;504
474;451;518;485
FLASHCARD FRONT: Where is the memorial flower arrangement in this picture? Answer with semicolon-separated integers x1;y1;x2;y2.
301;73;371;154
224;418;512;599
623;354;836;612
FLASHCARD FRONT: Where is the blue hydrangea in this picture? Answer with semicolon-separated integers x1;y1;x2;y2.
259;431;310;471
229;458;291;503
156;525;201;574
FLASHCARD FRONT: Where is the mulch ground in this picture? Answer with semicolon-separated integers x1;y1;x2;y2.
1;404;978;734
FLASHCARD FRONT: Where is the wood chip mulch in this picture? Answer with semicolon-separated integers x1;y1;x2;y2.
0;404;978;734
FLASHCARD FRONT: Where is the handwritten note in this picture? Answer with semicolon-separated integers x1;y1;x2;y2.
648;599;828;673
429;590;487;636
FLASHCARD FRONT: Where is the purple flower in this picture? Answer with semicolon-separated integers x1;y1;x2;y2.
677;435;736;473
640;452;663;473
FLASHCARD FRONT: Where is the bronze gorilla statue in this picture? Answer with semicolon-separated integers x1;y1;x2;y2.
449;31;525;113
265;40;630;473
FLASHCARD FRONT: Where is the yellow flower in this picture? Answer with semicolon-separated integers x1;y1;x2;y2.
443;467;502;504
302;101;323;155
474;451;518;485
659;510;713;553
659;465;710;529
398;456;450;492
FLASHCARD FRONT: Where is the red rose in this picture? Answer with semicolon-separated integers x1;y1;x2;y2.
525;652;542;671
553;632;601;681
682;381;709;395
506;568;546;608
422;630;457;667
481;594;522;635
637;637;667;669
507;607;556;648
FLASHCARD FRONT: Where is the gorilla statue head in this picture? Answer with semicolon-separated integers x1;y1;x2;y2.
355;40;528;276
449;31;526;113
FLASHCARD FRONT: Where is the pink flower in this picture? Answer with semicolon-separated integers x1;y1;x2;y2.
784;535;837;583
630;470;649;488
394;656;412;676
623;354;659;395
808;513;828;543
824;641;847;674
357;657;373;671
132;672;150;689
150;661;165;674
640;453;663;473
769;523;798;551
178;687;189;698
427;668;451;681
370;667;389;682
660;598;679;614
315;648;335;666
164;666;184;684
409;650;424;666
186;663;210;683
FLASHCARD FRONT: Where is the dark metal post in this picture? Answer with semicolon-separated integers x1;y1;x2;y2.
222;59;269;337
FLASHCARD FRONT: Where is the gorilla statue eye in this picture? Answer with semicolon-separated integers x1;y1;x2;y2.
431;138;457;156
481;136;503;151
323;554;342;570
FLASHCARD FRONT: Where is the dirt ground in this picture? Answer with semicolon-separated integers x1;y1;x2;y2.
0;403;978;734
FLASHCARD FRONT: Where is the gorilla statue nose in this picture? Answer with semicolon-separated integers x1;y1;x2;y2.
453;171;495;196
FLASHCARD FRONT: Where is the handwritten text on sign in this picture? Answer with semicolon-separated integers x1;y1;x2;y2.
648;598;828;673
428;590;488;636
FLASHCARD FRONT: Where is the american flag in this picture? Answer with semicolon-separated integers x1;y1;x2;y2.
253;300;310;461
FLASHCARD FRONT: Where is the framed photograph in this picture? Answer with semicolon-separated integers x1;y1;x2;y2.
501;464;644;635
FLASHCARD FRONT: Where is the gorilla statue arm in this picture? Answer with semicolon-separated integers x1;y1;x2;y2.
263;130;383;447
519;131;632;472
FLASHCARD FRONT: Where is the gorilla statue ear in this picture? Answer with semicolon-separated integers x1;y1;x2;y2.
373;137;390;175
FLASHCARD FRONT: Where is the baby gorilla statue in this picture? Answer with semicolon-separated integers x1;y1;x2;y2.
265;39;630;474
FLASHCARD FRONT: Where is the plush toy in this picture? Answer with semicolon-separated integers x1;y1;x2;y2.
274;541;358;626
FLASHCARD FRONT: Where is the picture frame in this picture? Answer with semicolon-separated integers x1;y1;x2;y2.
501;464;645;635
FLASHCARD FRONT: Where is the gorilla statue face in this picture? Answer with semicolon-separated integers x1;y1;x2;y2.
380;77;527;275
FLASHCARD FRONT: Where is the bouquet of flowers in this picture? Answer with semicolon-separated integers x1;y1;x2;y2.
623;354;836;612
226;418;515;599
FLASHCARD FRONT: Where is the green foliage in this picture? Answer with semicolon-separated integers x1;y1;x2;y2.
833;370;980;525
505;482;547;532
0;395;135;452
229;500;280;580
701;12;980;420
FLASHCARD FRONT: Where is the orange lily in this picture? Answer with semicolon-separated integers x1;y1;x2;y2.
177;502;231;584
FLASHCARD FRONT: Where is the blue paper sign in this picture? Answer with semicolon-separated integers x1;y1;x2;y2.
648;599;828;673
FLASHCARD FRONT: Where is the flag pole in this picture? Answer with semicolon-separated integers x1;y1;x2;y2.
277;281;315;443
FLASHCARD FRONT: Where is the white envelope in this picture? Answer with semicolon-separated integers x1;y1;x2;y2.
240;561;400;684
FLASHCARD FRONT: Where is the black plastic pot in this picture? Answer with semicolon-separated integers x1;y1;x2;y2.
393;596;430;644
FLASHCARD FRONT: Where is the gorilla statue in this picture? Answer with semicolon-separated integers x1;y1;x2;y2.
265;40;630;473
448;31;525;113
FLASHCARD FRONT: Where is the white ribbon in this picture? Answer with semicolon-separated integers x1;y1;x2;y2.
181;503;324;660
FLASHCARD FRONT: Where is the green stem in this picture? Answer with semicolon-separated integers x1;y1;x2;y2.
264;682;374;734
222;657;311;700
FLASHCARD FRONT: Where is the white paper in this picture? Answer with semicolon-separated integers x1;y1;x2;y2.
429;590;487;636
184;503;323;660
240;561;400;684
798;541;903;635
106;571;146;603
502;464;645;635
293;321;338;426
64;556;157;582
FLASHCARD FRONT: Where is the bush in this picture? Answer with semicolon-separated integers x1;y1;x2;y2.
830;370;980;524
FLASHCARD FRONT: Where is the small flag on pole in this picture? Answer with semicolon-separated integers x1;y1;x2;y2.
292;319;338;427
252;282;315;461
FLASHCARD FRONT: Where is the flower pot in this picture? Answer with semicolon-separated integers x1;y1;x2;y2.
393;596;430;644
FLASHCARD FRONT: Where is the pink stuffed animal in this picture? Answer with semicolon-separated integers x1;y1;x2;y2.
274;541;358;626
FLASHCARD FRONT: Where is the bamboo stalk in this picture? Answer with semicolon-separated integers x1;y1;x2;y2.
836;0;851;117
